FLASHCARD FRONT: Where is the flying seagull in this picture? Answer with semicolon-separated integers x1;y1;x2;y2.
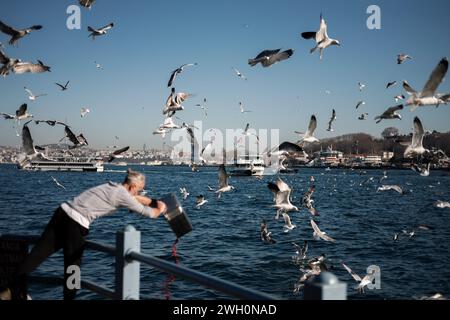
248;48;294;67
216;165;234;197
310;219;335;242
435;200;450;209
342;263;375;294
282;212;296;233
88;23;114;39
377;185;404;194
179;187;190;200
24;87;47;101
167;63;197;87
55;81;70;91
232;67;247;80
0;49;20;76
374;104;403;123
302;186;318;216
61;126;88;149
239;102;252;113
260;219;276;244
397;54;412;65
107;146;129;162
94;61;103;70
292;241;308;263
195;195;208;209
301;14;340;60
51;176;67;190
296;115;319;143
411;162;431;177
403;57;449;110
80;108;90;118
358;82;366;92
12;60;51;74
18;121;52;168
355;101;365;109
358;113;368;120
79;0;96;9
0;20;42;47
386;81;397;89
404;117;429;158
268;178;299;219
14;103;33;121
326;109;336;132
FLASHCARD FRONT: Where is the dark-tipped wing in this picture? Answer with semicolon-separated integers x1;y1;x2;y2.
254;49;281;60
411;117;425;148
79;0;96;8
383;104;403;116
301;32;316;40
403;81;417;95
277;142;304;153
266;49;294;66
16;104;27;117
167;69;179;87
13;62;48;74
421;57;448;97
64;126;80;145
22;123;35;155
218;164;228;188
112;145;129;156
0;49;9;64
0;20;18;36
306;115;317;136
99;23;114;32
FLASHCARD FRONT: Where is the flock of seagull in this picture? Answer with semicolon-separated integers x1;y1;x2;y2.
0;3;449;299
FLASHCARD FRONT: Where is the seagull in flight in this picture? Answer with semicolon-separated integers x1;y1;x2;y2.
24;87;47;101
11;59;51;74
55;81;70;91
195;195;208;209
310;219;335;242
167;63;198;87
94;61;103;70
358;82;366;92
397;54;412;65
301;13;340;60
355;101;365;109
239;102;252;113
248;48;294;67
216;165;234;197
292;241;308;263
377;185;404;194
0;49;21;77
403;57;449;110
404;117;429;158
61;125;88;149
358;113;368;120
268;178;299;219
51;176;67;191
107;146;129;162
260;219;276;244
79;0;96;9
302;186;318;216
80;108;90;118
386;81;397;89
88;23;114;39
394;95;405;102
242;123;260;143
342;263;375;294
296;115;319;144
0;20;42;47
411;162;431;177
374;104;403;123
326;109;336;132
179;187;190;200
232;67;247;80
435;200;450;209
17;121;53;168
282;212;296;233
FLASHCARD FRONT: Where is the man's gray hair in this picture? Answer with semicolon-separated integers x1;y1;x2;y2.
124;168;145;186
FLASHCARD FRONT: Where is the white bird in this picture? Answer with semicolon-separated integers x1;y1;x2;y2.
152;127;167;138
248;48;294;67
239;102;252;113
216;165;234;197
0;20;42;47
435;200;450;209
397;54;412;65
282;212;296;233
51;176;67;190
310;219;335;242
411;162;431;177
167;63;198;87
358;113;369;120
342;263;375;294
24;87;46;101
195;195;208;209
55;81;70;91
232;67;247;80
160;117;180;129
404;117;429;158
326;109;336;132
79;0;96;9
302;186;318;216
17;121;52;168
80;108;90;118
94;61;103;70
358;82;366;91
268;178;299;219
402;229;416;238
296;115;319;144
12;60;51;74
179;187;190;200
386;81;397;89
301;14;340;60
374;104;403;123
292;241;308;262
403;57;449;110
355;101;365;109
377;185;404;194
88;23;114;39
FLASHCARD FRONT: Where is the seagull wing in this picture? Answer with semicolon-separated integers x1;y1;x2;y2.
22;123;35;155
99;23;114;32
55;83;65;90
342;263;362;282
310;219;335;242
305;115;317;137
13;62;48;74
167;69;178;87
411;117;425;149
383;104;403;116
316;14;329;43
112;146;129;156
218;164;229;188
421;58;448;97
0;49;9;64
282;212;293;227
0;20;18;36
403;81;417;95
267;49;294;66
64;126;80;145
254;49;281;60
16;104;27;117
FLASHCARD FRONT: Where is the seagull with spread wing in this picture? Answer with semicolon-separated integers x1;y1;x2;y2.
248;48;294;67
397;54;412;65
301;14;340;60
216;164;234;198
0;20;42;47
0;49;21;76
51;176;67;191
55;81;70;91
404;117;429;158
232;67;247;80
326;109;336;132
374;104;403;123
79;0;96;9
107;146;129;163
88;23;114;39
268;178;299;219
24;87;47;101
296;115;319;144
167;63;197;87
17;121;53;168
310;219;335;242
377;185;404;194
61;126;88;149
342;263;376;294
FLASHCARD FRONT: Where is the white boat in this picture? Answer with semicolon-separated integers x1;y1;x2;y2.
18;159;104;172
230;155;265;176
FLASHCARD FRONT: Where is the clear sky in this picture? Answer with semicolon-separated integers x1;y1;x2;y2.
0;0;449;150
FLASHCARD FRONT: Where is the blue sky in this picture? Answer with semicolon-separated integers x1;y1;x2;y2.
0;0;449;150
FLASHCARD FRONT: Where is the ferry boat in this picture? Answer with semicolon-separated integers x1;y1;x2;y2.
230;155;265;176
18;159;104;172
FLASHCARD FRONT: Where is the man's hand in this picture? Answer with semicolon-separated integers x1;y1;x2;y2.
153;201;167;218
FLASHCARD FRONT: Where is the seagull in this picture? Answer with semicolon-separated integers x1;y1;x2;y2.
61;126;88;149
435;200;450;209
393;233;400;241
79;0;96;9
232;67;247;80
326;109;336;132
12;60;51;74
296;115;319;144
55;81;70;91
397;54;412;65
268;178;299;219
411;162;431;176
239;102;252;113
0;20;42;47
386;81;397;89
88;23;114;39
107;146;129;162
160;117;180;129
358;82;366;91
167;63;198;87
402;229;416;238
163;88;184;116
34;119;67;127
358;113;369;120
282;213;296;233
195;195;208;209
195;98;208;118
374;104;403;123
355;101;365;109
51;176;67;190
153;127;168;138
377;185;404;194
94;61;103;70
260;219;276;244
310;219;335;242
379;170;388;183
216;165;234;197
302;186;318;216
248;48;294;67
404;117;429;158
301;14;340;60
342;263;375;294
242;123;260;143
394;95;405;102
80;108;90;117
24;87;47;101
17;121;53;168
403;58;449;110
0;49;21;76
179;187;189;200
14;103;33;121
292;241;308;262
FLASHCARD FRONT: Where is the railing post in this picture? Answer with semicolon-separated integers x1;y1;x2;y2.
304;272;347;300
115;225;140;300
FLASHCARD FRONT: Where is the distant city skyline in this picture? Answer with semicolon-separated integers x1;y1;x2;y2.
0;0;449;150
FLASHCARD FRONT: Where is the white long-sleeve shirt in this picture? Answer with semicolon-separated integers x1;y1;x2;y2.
61;181;155;229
